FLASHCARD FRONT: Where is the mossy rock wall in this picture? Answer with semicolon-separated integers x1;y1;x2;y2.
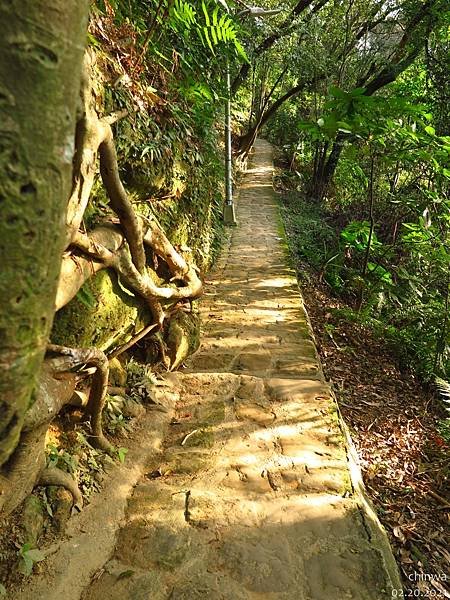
51;270;148;351
51;24;225;353
52;149;224;352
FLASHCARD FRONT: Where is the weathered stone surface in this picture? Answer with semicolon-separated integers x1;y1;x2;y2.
21;494;44;546
273;357;322;378
235;402;275;426
108;357;127;386
265;377;329;402
163;448;211;474
116;523;191;570
188;351;235;371
83;561;167;600
81;139;400;600
235;349;272;372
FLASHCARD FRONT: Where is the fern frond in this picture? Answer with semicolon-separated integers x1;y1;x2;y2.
170;0;247;61
435;377;450;411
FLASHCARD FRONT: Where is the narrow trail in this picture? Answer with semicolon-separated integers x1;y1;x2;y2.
81;139;400;599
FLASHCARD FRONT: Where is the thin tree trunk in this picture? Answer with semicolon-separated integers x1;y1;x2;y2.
314;134;346;200
237;80;308;155
313;142;330;199
312;142;320;188
0;0;89;466
434;265;450;373
358;153;375;310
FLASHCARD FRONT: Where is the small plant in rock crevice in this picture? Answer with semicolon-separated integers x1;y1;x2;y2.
126;358;159;403
104;395;133;435
17;543;45;577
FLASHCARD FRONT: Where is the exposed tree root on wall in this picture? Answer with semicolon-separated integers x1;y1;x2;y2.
0;51;203;517
0;345;114;514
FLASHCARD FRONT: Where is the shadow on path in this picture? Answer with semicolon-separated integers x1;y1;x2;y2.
81;139;401;600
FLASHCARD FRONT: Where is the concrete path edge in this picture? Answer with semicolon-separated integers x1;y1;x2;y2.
13;393;178;600
274;163;403;594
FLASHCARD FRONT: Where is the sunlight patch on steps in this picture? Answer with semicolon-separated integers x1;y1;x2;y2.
255;276;296;288
245;165;274;174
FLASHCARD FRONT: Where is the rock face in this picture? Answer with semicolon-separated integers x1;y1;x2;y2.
49;46;223;357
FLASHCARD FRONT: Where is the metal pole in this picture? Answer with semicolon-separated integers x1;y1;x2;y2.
223;60;237;225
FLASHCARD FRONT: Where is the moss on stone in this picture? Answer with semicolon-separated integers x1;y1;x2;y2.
21;494;44;546
339;470;354;497
165;449;209;474
182;428;214;449
196;399;225;427
51;270;148;351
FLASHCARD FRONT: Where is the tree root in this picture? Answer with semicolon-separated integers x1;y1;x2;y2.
0;345;113;516
66;51;145;274
46;345;114;455
61;50;203;328
56;224;124;310
2;50;204;520
99;124;146;273
57;216;203;331
38;467;83;512
108;323;159;359
0;425;48;516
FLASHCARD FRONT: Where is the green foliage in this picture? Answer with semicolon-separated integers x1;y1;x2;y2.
268;44;450;381
17;543;45;576
169;0;247;60
171;0;196;28
46;444;78;474
75;433;108;500
279;193;337;274
45;433;108;503
435;377;450;406
126;358;159;402
89;0;231;270
340;221;381;253
75;284;97;310
104;395;132;434
117;447;129;463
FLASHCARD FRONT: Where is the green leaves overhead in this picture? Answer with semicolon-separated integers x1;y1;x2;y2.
169;0;247;61
300;86;450;180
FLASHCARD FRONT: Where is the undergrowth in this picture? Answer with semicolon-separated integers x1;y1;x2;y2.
277;174;450;439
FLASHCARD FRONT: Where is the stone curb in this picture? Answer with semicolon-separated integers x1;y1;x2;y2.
336;398;404;594
13;396;177;600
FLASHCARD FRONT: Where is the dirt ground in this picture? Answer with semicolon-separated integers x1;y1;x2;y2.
297;277;450;598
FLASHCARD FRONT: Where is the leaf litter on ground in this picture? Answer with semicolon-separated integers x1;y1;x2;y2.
300;273;449;596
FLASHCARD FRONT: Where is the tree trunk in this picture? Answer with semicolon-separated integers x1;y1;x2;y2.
0;0;89;466
314;133;346;200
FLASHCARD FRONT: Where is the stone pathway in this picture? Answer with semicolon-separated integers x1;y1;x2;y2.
83;139;401;600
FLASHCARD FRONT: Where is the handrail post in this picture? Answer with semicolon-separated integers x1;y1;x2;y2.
223;60;236;225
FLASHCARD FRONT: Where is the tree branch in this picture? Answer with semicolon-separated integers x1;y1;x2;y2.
231;0;329;95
